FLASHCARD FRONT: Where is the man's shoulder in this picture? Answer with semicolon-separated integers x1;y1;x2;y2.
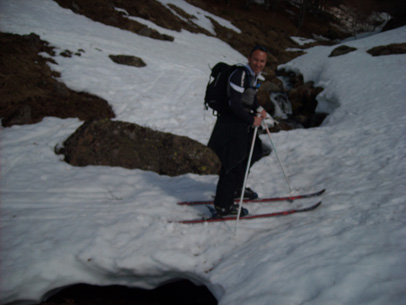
229;65;250;85
233;65;250;74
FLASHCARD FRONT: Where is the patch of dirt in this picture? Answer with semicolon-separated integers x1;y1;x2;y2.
0;32;115;127
53;0;176;41
367;42;406;56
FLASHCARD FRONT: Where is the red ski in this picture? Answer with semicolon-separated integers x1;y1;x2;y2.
171;201;322;224
177;189;325;206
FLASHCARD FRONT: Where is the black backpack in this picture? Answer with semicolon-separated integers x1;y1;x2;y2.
204;62;247;115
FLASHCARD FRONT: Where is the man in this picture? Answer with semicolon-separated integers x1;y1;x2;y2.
208;45;268;217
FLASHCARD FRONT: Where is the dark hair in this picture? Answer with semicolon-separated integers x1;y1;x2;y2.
249;45;268;57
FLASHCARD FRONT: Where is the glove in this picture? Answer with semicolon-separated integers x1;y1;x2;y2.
263;114;277;128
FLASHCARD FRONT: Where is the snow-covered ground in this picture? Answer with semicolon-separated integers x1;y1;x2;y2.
1;0;405;304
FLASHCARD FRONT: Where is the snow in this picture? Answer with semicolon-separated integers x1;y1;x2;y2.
290;36;317;46
1;0;406;304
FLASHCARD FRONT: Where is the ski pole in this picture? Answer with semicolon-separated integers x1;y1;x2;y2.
262;122;293;193
235;125;258;234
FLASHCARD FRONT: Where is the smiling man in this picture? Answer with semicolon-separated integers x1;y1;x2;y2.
208;45;268;217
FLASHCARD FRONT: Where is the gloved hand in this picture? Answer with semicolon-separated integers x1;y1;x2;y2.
263;114;278;128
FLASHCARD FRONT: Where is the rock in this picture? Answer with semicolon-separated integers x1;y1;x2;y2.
260;80;282;93
257;81;282;115
329;45;357;57
367;43;406;56
277;69;304;89
109;54;146;67
0;32;115;127
289;81;323;115
56;119;221;176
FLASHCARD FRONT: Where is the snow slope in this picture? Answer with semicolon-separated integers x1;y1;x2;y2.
1;0;405;304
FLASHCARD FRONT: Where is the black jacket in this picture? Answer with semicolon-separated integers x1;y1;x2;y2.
208;65;262;173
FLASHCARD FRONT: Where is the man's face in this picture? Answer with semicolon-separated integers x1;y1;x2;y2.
248;50;267;75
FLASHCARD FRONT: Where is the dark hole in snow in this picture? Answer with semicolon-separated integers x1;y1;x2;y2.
37;280;218;305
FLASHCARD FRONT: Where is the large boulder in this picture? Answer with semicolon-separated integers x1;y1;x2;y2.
56;119;221;176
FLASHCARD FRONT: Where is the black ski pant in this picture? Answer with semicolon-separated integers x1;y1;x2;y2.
213;133;264;211
213;159;248;211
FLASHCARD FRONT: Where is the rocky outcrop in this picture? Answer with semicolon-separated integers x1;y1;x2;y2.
56;119;221;176
53;0;175;41
109;55;146;67
367;43;406;56
259;70;326;130
329;45;357;57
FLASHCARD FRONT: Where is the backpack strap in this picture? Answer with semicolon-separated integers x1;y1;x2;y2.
227;65;252;97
